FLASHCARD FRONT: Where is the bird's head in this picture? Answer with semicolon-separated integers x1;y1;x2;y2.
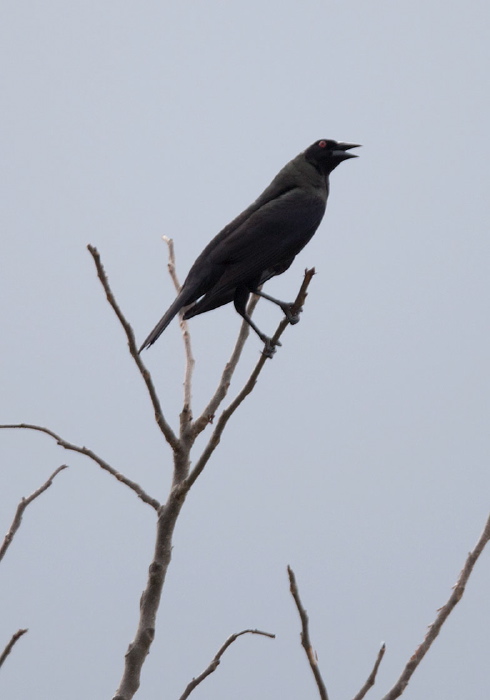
305;139;360;174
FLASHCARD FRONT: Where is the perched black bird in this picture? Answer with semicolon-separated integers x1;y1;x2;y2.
140;139;359;356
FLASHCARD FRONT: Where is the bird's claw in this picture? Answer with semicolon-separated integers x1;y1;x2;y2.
262;337;281;359
282;303;302;325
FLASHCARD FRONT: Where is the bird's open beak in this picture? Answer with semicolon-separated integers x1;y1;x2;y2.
332;142;361;159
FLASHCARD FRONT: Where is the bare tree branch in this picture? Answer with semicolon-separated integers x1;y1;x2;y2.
162;237;195;421
112;269;316;699
112;494;185;700
351;643;386;700
3;249;315;698
193;294;260;436
288;565;329;700
87;245;179;451
381;512;490;700
0;424;159;511
0;629;28;669
182;269;316;492
178;629;275;700
0;465;67;563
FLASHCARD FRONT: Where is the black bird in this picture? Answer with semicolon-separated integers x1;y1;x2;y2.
140;139;359;356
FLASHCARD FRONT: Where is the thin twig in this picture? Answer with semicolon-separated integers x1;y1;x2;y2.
0;629;28;669
87;245;179;451
0;424;160;511
351;643;386;700
178;629;275;700
193;294;260;436
181;269;315;492
163;236;181;294
381;513;490;700
288;566;329;700
162;236;195;419
0;465;67;563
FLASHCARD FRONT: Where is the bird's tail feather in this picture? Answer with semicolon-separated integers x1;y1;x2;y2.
139;292;190;352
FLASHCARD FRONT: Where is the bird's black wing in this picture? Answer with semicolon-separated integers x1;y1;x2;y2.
183;258;295;318
186;188;325;315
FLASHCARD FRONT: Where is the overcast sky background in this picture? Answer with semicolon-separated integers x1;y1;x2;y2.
1;2;489;699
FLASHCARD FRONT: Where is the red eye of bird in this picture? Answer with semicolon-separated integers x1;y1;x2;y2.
318;140;327;148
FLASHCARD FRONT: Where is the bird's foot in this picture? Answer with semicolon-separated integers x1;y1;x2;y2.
281;303;302;325
261;337;281;359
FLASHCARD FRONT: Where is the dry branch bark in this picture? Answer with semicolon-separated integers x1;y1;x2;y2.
87;245;180;451
0;629;28;669
0;425;159;510
183;269;316;492
288;565;329;700
178;629;275;700
109;257;316;698
113;495;186;700
0;465;68;562
193;293;259;436
351;643;385;700
380;513;490;700
162;236;195;415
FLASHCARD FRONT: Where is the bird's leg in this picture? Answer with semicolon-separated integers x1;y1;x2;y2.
234;286;281;358
253;290;301;325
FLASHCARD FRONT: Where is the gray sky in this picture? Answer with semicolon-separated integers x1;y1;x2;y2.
1;2;489;699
